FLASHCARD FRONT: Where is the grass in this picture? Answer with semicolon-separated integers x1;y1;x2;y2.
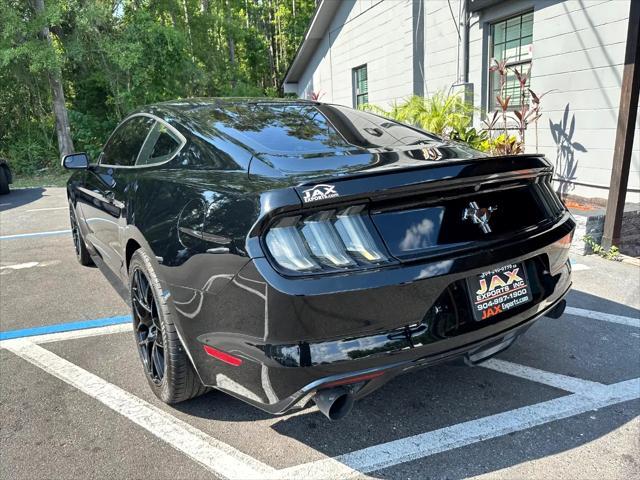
12;170;70;189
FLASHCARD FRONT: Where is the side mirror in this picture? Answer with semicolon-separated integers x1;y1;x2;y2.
62;152;90;170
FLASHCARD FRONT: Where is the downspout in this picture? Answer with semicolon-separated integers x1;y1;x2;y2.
459;0;470;84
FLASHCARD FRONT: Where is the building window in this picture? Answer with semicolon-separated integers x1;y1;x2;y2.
489;11;533;111
353;65;368;108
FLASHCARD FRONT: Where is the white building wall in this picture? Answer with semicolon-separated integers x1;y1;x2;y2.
523;0;639;203
296;0;415;107
468;0;638;203
296;0;639;203
423;0;462;95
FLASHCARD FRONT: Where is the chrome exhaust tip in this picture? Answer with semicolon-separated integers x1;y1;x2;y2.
313;387;355;421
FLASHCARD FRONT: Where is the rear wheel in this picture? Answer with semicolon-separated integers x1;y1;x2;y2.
69;202;92;266
129;249;209;403
0;167;9;195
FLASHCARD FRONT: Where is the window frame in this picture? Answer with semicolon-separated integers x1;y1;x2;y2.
352;64;369;109
135;120;184;167
98;113;187;169
487;10;533;112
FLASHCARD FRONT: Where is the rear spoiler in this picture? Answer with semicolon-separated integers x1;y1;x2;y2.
293;155;553;209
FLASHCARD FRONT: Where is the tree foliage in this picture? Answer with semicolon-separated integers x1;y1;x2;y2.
0;0;315;174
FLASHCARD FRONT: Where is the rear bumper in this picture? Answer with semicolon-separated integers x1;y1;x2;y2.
177;214;575;414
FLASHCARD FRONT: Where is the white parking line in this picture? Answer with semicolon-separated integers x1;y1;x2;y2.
276;377;640;479
565;306;640;328
28;323;132;345
24;206;67;212
0;229;71;240
5;340;275;480
2;305;639;479
570;263;591;272
481;358;605;394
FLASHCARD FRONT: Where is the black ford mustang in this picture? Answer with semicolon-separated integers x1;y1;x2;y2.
64;98;574;420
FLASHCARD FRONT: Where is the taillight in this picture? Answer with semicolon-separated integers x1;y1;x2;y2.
556;232;573;247
264;205;392;274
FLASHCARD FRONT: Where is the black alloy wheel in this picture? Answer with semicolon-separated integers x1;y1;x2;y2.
128;249;209;403
131;268;165;384
69;202;92;266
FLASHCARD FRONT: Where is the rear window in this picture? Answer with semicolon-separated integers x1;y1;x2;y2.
205;103;351;154
194;103;440;154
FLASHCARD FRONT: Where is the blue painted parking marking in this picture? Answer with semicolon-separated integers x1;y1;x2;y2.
0;229;71;240
0;315;131;340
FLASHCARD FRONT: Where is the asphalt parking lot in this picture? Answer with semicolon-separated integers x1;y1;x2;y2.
1;187;639;480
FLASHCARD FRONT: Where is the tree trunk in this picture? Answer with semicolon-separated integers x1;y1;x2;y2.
33;0;74;157
225;0;237;89
228;33;236;88
49;74;74;156
267;0;278;88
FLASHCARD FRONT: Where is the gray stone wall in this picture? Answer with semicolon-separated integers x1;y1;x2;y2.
571;210;640;257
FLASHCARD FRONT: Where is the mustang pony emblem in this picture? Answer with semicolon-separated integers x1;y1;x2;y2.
302;184;339;203
462;201;497;234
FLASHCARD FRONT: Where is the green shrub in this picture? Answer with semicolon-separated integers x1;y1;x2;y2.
583;235;621;261
362;93;490;152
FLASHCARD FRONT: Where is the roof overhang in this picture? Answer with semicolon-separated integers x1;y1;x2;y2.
282;0;342;86
468;0;505;13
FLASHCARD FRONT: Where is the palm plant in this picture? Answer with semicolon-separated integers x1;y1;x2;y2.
362;93;488;150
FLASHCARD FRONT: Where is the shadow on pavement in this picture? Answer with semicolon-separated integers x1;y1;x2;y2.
567;289;640;318
0;188;45;212
169;288;639;476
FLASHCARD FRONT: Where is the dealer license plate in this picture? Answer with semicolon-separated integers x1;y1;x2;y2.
467;262;532;322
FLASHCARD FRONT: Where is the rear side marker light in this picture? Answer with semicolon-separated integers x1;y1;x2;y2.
203;345;243;366
322;371;385;388
264;205;391;274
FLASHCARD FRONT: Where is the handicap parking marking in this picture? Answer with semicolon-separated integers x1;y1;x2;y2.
4;340;276;480
0;323;130;350
0;229;71;240
0;314;132;341
23;323;133;345
565;306;640;328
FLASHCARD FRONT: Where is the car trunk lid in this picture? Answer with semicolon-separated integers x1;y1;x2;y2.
251;151;564;264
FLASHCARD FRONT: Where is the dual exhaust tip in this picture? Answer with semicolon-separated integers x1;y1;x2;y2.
313;387;355;421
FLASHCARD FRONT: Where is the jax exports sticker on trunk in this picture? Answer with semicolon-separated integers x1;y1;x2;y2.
467;263;532;321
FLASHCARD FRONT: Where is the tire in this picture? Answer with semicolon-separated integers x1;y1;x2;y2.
69;202;93;266
128;248;209;403
0;167;9;195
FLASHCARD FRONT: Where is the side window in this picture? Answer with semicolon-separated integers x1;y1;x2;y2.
136;122;182;166
489;11;533;110
352;65;368;108
100;116;155;166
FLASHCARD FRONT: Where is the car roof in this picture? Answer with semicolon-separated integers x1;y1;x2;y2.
140;97;319;119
